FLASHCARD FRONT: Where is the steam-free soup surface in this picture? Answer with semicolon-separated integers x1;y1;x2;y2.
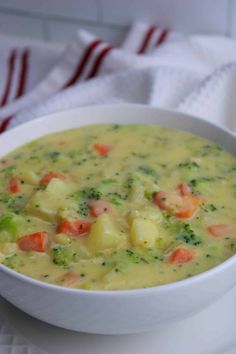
0;124;235;290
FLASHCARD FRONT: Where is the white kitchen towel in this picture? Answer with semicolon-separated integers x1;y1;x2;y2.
0;23;236;132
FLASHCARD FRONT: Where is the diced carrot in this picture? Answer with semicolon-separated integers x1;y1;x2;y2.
88;200;113;217
8;178;21;194
39;172;66;185
154;191;200;219
173;195;201;219
177;183;192;196
18;232;48;252
168;248;195;264
177;183;207;204
93;143;113;156
58;272;81;287
207;224;233;238
57;219;91;236
153;191;181;211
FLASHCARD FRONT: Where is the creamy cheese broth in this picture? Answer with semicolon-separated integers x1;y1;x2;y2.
0;124;235;290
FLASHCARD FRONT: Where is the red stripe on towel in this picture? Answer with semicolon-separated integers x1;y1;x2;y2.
0;50;17;107
15;49;29;98
156;29;169;46
0;49;30;133
63;39;103;88
86;45;113;79
0;117;11;133
138;25;157;54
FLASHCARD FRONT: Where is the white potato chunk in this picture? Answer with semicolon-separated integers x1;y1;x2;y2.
85;213;125;253
130;218;158;248
0;242;18;261
128;182;144;202
13;168;39;185
129;206;163;224
25;179;76;222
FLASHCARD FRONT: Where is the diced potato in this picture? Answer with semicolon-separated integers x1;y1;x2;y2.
129;206;163;224
128;172;159;203
85;214;126;253
128;182;144;202
0;241;18;255
25;189;60;221
13;168;39;185
0;241;18;262
130;218;158;248
25;179;77;222
46;178;71;195
58;206;78;220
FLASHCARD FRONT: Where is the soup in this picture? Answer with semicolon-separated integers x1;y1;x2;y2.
0;124;235;290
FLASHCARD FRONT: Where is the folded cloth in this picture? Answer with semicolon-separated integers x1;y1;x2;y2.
0;22;236;132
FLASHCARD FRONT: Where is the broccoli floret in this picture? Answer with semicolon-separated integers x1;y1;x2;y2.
72;187;102;201
137;165;159;179
112;249;161;272
189;177;215;195
46;151;61;162
163;215;201;246
178;161;200;170
125;177;135;189
175;223;201;246
88;187;102;200
77;201;89;217
51;245;76;267
200;203;217;212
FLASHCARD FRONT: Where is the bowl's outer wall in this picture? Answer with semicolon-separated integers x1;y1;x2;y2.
1;257;236;334
0;105;236;334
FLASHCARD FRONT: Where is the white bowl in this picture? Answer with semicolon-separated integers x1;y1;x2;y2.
0;105;236;335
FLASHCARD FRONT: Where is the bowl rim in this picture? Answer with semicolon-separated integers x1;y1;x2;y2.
0;103;236;296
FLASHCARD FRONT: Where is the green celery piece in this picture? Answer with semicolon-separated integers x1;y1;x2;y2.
0;213;25;241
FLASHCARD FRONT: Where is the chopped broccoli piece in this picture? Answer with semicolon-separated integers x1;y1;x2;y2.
111;124;120;130
190;177;215;186
175;223;201;246
144;190;153;201
51;245;76;267
77;201;89;217
88;187;102;200
200;144;223;156
137;165;159;179
124;177;135;189
46;151;61;162
163;215;201;246
99;179;117;186
131;152;148;158
112;248;162;272
189;177;216;195
72;187;102;200
110;198;122;206
201;203;217;212
178;161;200;170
